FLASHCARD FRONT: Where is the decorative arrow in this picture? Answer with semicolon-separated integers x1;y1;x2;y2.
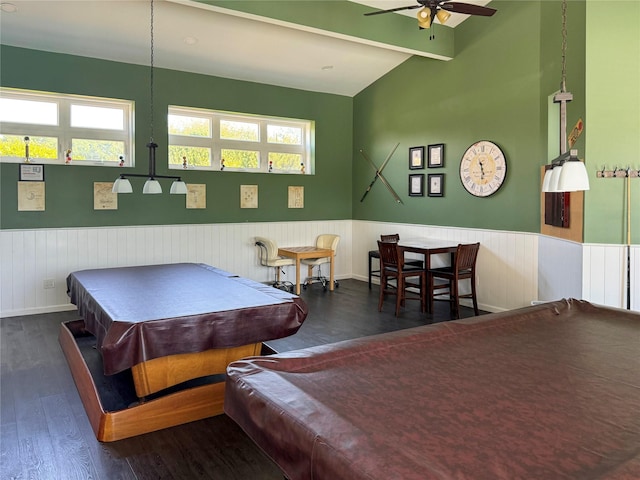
360;143;403;204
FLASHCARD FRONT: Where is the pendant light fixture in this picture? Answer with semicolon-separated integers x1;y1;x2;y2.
542;0;589;193
112;0;187;196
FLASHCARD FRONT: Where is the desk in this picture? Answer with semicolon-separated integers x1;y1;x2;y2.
278;246;335;295
61;263;308;441
226;299;640;480
399;239;458;311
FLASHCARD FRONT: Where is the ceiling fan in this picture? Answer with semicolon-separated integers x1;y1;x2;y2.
364;0;496;30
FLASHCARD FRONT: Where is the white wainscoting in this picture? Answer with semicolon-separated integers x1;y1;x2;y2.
1;221;637;317
538;235;584;302
582;243;639;311
0;221;352;317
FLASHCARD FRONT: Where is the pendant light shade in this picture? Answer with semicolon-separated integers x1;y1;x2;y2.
549;165;563;193
112;177;133;194
143;178;162;194
541;168;554;193
558;159;590;192
170;180;188;194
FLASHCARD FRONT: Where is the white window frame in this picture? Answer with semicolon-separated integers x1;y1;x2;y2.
0;87;134;166
168;106;314;174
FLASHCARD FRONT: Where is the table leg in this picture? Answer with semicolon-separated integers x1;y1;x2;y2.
295;258;301;295
425;253;432;313
329;253;335;291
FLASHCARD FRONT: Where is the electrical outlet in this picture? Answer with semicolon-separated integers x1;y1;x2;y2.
43;279;55;289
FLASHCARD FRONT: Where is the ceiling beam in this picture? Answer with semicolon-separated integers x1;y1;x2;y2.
177;0;454;61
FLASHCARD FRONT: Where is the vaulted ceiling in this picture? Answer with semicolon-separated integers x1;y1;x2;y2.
0;0;491;96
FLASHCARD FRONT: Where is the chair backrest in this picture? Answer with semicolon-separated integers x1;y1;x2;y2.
254;236;279;265
455;242;480;274
380;233;400;243
377;240;400;269
316;234;340;253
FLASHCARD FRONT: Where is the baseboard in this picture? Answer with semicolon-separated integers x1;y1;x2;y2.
1;303;76;319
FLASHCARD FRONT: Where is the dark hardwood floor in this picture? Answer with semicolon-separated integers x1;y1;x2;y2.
0;279;482;480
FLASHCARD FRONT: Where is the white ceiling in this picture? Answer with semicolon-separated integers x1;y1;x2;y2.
0;0;486;96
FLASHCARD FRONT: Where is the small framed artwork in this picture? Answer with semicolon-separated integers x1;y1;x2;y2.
427;143;445;168
409;146;425;170
428;173;444;197
408;173;424;197
19;163;45;181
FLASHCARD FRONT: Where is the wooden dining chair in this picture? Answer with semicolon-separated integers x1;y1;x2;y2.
377;240;426;316
427;242;480;319
368;234;424;289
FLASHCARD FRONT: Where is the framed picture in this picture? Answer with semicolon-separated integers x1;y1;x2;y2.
19;163;45;181
408;173;424;197
427;143;445;168
428;173;444;197
409;146;425;170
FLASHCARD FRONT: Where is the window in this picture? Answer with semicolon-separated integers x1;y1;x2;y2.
0;88;134;166
168;106;313;174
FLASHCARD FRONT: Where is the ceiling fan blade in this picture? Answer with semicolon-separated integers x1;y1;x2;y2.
364;5;421;16
440;2;497;16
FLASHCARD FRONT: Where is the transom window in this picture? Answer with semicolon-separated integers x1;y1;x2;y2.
0;88;134;166
168;106;314;174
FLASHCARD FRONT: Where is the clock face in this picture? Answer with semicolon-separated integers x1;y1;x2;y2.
459;140;507;197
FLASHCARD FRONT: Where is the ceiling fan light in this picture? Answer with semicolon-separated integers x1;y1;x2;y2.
436;9;451;25
417;8;432;28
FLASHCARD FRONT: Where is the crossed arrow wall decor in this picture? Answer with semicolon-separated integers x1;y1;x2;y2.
359;143;403;204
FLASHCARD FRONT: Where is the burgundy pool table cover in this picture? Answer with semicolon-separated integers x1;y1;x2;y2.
66;263;308;375
224;299;640;480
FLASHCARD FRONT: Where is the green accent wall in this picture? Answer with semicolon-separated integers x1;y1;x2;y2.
353;0;563;232
0;46;353;229
583;1;640;244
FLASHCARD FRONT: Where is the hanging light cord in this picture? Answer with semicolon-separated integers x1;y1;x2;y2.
560;0;567;92
149;0;155;144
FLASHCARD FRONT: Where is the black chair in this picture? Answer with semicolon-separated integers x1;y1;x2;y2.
377;240;426;316
368;234;423;289
428;242;480;319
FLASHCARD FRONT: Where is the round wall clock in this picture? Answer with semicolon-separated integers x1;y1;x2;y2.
459;140;507;197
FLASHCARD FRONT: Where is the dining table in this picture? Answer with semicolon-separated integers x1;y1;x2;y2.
398;239;460;312
277;246;335;295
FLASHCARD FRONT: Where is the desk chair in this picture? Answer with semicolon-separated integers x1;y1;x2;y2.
254;236;295;292
369;234;424;289
302;234;340;291
377;240;426;316
428;242;480;319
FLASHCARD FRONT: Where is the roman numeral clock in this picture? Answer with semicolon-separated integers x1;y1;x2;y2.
459;140;507;197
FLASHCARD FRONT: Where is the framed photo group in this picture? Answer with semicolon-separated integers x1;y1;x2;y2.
408;143;445;197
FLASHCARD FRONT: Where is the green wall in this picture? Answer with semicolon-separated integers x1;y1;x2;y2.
352;0;586;234
583;1;640;244
0;46;353;229
2;1;636;244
